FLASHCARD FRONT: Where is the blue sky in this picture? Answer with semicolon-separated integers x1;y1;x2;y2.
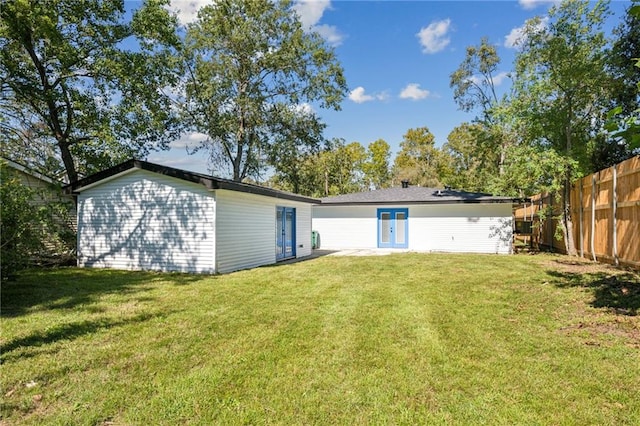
149;0;630;175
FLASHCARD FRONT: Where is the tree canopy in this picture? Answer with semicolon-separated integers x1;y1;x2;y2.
0;0;182;183
181;0;347;181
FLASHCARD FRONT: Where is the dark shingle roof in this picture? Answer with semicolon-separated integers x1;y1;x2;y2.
66;159;319;204
318;186;518;205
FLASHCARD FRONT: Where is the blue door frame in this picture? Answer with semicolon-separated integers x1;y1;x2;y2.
377;208;408;249
276;206;296;260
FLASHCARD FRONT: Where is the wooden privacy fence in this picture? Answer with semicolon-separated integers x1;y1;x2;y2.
514;155;640;269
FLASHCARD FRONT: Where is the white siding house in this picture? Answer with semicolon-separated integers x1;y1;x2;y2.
70;160;317;274
313;186;516;255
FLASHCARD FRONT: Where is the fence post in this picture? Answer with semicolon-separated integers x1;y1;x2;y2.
613;165;618;266
579;178;584;258
591;174;596;261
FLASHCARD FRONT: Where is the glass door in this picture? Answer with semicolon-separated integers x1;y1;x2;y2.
276;206;296;260
377;208;408;248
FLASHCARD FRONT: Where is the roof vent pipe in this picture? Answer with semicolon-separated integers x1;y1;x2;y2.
401;180;409;188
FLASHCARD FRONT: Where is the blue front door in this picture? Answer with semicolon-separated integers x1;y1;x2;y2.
377;208;408;248
276;206;296;260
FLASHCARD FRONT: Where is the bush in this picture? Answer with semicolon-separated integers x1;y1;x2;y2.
1;163;76;279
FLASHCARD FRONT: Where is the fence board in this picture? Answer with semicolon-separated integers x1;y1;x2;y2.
514;155;640;269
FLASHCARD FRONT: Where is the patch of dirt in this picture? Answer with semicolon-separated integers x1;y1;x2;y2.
548;255;640;347
560;317;640;349
546;257;623;275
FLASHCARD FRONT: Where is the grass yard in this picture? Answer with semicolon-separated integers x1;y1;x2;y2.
1;253;639;425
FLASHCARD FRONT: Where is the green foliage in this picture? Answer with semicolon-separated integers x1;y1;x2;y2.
489;144;569;197
439;123;497;192
363;139;391;189
0;163;75;279
449;37;503;117
392;127;442;187
513;0;613;255
1;165;41;278
181;0;347;181
0;0;183;183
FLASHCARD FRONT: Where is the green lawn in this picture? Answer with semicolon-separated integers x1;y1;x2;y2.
1;253;639;425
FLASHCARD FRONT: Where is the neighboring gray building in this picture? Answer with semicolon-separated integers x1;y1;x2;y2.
68;160;317;274
312;185;517;254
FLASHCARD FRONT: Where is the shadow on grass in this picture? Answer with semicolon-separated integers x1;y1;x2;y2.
0;267;207;317
0;311;170;363
547;268;640;316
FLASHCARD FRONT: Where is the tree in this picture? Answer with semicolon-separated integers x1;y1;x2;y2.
0;0;183;183
439;123;497;192
363;139;391;190
449;37;513;176
604;2;640;156
514;0;613;255
182;0;347;181
609;2;640;117
267;106;326;194
392;127;442;187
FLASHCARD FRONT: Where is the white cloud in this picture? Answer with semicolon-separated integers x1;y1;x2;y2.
292;0;344;47
504;17;548;48
399;83;430;101
493;71;510;86
348;87;389;103
349;86;374;103
292;103;315;115
166;0;213;25
469;71;510;87
417;19;451;54
313;24;344;47
518;0;559;10
292;0;331;28
170;131;209;149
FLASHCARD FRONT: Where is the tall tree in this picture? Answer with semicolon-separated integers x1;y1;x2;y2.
267;106;325;194
609;1;640;116
363;139;391;190
392;127;442;187
182;0;347;181
514;0;613;255
440;123;497;192
0;0;182;183
603;1;640;158
449;37;513;176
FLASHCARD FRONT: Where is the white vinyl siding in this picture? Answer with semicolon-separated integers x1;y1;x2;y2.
312;203;513;254
409;204;512;254
215;190;313;273
77;170;216;273
312;206;378;249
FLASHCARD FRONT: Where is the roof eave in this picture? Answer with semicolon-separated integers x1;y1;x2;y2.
65;159;319;203
316;199;520;206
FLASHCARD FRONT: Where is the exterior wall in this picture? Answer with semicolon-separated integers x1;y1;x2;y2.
409;204;512;254
215;190;313;274
312;203;513;254
77;169;216;273
312;205;378;249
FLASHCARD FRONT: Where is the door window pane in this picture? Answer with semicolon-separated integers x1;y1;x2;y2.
380;212;391;243
285;210;294;255
395;212;406;244
276;208;284;256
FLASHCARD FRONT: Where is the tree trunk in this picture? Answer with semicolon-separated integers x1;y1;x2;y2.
562;177;578;256
58;139;78;184
563;111;577;256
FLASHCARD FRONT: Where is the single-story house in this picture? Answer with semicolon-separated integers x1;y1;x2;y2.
66;159;318;274
312;184;518;254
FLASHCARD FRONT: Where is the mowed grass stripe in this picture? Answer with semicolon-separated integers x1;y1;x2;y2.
1;253;638;424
